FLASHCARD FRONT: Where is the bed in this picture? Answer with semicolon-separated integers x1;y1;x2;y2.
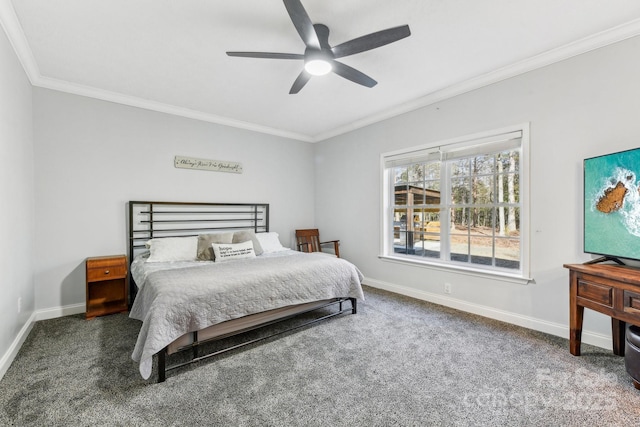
127;201;364;382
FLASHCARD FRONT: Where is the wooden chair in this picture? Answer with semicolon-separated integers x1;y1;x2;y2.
295;229;340;258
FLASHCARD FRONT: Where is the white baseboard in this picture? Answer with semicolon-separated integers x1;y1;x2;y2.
34;303;85;321
0;311;36;381
363;277;613;351
0;302;86;381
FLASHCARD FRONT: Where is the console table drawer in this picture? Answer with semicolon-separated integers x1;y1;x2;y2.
577;279;613;306
624;290;640;315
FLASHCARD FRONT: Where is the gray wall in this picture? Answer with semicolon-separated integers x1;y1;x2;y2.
32;89;316;311
313;35;640;348
0;25;35;375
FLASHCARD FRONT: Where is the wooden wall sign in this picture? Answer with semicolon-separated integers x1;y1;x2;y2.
174;156;243;173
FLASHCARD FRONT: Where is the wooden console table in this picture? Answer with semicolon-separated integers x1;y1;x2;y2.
564;263;640;356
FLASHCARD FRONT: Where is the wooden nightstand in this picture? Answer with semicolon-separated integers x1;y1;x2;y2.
86;255;128;319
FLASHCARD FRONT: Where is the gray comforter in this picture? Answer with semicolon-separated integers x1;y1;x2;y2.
130;251;364;379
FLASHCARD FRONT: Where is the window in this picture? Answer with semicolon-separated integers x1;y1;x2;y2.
381;125;529;280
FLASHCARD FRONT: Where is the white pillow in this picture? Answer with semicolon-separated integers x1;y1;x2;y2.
146;236;198;263
211;240;256;262
255;232;286;253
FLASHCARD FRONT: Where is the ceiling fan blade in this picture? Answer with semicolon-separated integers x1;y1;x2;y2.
289;70;312;94
226;52;304;60
283;0;320;50
332;25;411;58
331;60;377;88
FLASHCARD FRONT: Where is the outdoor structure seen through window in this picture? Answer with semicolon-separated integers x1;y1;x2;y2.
382;125;529;279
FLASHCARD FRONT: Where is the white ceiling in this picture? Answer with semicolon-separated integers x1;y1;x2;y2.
3;0;640;142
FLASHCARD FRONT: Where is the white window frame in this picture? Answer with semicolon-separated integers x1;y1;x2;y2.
380;123;531;284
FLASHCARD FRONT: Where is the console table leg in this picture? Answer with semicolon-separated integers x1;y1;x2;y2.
570;305;584;356
612;318;626;356
569;270;584;356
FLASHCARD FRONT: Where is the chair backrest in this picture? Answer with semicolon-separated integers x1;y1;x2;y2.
295;229;322;253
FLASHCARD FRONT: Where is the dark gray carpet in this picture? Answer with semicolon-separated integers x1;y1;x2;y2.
1;286;639;426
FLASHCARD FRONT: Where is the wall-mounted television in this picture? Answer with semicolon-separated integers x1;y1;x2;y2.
584;147;640;264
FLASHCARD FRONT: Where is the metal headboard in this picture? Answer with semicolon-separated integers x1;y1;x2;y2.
127;201;269;302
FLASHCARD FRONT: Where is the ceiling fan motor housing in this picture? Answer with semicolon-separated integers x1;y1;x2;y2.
226;0;410;93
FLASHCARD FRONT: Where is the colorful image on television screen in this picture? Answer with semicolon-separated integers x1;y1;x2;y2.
584;147;640;261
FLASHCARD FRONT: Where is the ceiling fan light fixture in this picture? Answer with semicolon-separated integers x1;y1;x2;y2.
227;0;410;93
304;59;332;76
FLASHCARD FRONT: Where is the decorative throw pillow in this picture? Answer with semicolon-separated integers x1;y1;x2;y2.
197;232;235;260
146;236;198;263
256;232;286;253
211;240;256;262
232;230;264;256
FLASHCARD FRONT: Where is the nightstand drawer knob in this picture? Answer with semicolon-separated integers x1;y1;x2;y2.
104;270;110;275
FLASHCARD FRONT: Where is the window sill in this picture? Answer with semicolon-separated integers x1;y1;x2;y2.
378;255;532;285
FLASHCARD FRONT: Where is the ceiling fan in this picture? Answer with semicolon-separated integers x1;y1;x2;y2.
226;0;411;94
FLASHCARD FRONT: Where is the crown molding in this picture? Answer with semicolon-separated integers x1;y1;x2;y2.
35;76;315;142
313;18;640;142
0;1;313;142
2;1;640;143
0;0;39;83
